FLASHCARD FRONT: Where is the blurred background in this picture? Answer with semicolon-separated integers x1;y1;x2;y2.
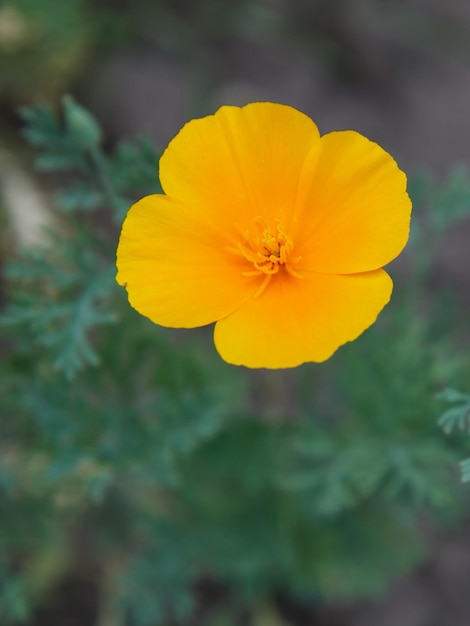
2;0;470;285
1;1;470;625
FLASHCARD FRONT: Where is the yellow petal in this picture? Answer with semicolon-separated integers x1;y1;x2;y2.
294;131;411;274
159;102;321;239
116;194;263;327
213;269;393;368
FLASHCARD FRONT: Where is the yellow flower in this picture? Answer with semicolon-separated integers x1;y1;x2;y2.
116;102;411;369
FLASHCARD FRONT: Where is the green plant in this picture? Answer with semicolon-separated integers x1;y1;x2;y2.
0;98;469;625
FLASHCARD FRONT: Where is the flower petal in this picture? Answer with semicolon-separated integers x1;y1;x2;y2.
294;131;411;274
116;194;262;327
214;269;393;368
159;102;321;238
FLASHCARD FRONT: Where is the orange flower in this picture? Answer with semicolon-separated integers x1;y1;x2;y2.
116;103;411;369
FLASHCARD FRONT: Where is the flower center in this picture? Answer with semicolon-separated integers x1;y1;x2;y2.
227;217;303;296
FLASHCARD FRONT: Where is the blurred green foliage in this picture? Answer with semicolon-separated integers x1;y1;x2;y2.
1;98;469;625
438;389;470;481
0;0;92;102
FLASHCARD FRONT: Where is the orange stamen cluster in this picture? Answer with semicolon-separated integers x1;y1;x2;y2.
227;217;303;296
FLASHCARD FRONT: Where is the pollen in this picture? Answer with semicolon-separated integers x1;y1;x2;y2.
227;217;304;292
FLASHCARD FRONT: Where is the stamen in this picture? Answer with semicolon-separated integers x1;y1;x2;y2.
226;216;303;285
253;274;272;299
285;265;304;279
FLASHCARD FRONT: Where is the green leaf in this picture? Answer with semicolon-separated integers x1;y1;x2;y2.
460;458;470;482
56;186;103;212
62;95;102;149
34;153;82;172
437;388;470;434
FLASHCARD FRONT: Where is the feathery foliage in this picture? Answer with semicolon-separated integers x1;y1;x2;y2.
0;99;469;625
